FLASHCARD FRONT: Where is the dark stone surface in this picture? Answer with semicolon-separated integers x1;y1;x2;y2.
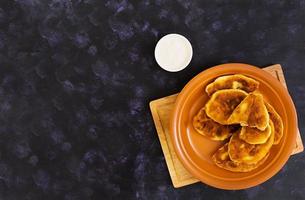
0;0;304;199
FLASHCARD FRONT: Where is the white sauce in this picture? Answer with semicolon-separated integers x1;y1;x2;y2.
154;34;193;72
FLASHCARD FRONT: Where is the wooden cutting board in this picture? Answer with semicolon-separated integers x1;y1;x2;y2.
149;64;304;188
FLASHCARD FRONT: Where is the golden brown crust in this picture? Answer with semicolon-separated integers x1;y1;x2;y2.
228;93;269;131
193;107;238;141
205;89;248;125
265;102;284;145
228;121;274;164
239;124;271;144
206;74;259;96
212;143;269;172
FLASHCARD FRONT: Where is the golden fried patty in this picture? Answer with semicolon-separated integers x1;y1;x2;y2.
228;93;269;131
205;89;248;125
206;74;259;96
193;107;239;140
212;143;269;172
228;121;274;164
239;123;271;144
265;102;284;145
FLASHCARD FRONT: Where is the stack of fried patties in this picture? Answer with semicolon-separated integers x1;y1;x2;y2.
193;74;284;172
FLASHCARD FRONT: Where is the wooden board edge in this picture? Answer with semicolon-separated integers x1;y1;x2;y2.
149;100;180;187
263;64;282;71
173;177;198;188
150;99;200;187
272;65;304;154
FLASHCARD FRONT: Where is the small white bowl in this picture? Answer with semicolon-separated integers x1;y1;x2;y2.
154;33;193;72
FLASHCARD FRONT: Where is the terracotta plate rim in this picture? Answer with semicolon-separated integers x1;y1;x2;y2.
170;63;297;190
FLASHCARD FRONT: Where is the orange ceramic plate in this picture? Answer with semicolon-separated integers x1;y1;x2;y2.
170;63;297;190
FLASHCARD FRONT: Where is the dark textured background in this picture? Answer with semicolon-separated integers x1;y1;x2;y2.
0;0;304;199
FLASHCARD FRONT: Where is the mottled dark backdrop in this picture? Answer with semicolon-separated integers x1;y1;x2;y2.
0;0;304;199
